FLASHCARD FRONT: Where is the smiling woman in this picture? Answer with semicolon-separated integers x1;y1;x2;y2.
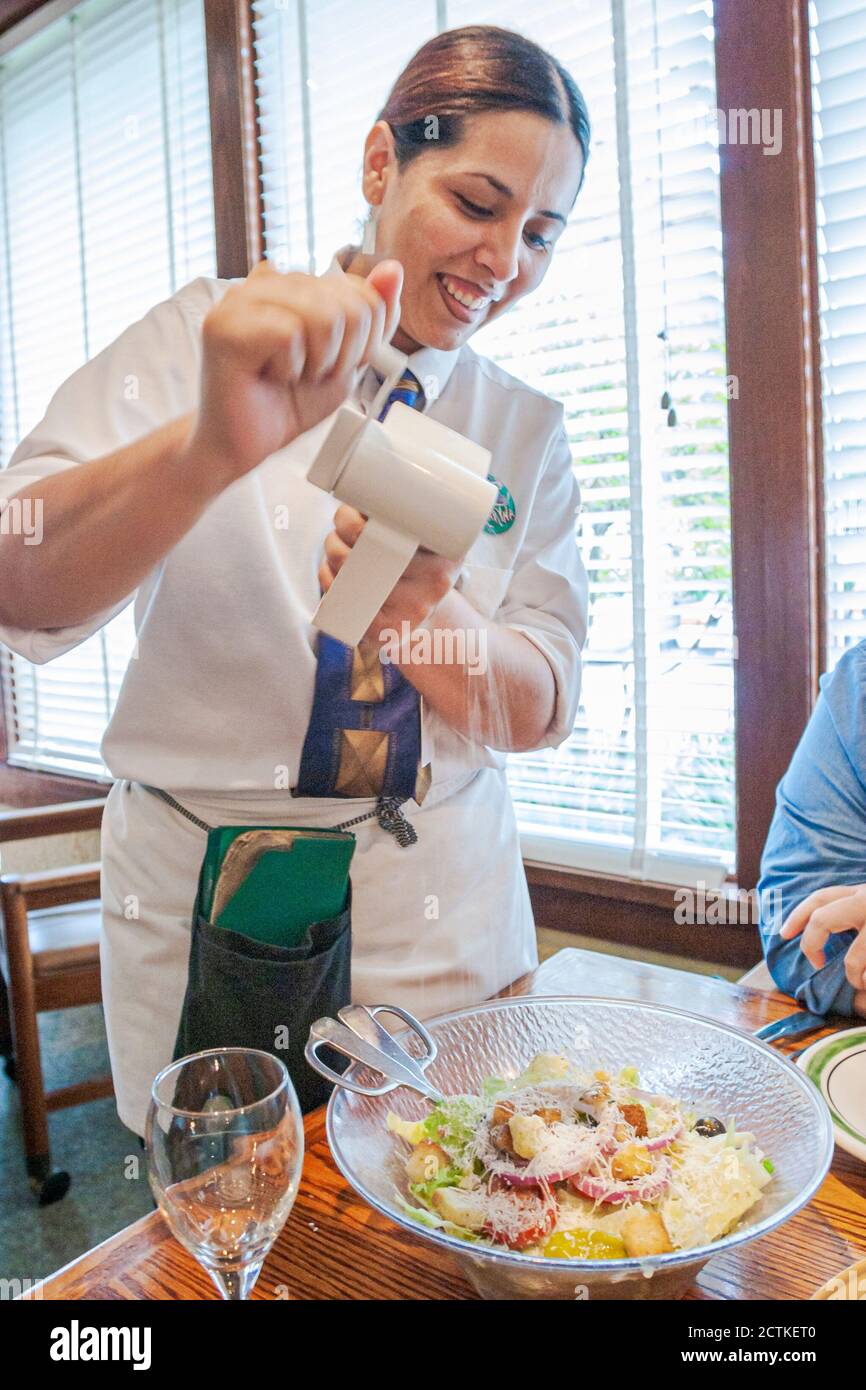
0;23;590;1139
346;25;590;352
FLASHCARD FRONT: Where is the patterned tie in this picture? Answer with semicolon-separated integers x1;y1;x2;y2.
294;369;432;809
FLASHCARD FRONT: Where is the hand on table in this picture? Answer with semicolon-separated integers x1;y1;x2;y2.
779;884;866;1012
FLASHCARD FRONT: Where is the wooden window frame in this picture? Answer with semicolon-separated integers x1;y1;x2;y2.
204;0;264;278
0;0;47;34
715;0;824;893
0;0;827;972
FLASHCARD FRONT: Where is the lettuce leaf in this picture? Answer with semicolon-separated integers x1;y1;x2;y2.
481;1075;508;1100
421;1096;486;1159
395;1193;483;1244
408;1165;463;1205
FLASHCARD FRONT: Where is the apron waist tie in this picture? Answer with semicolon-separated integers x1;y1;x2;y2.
335;796;418;848
136;785;418;847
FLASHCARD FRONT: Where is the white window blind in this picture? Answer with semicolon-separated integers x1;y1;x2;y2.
0;0;216;778
253;0;441;273
810;0;866;663
253;0;734;886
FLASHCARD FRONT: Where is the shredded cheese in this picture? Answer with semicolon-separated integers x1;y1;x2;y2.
394;1056;771;1256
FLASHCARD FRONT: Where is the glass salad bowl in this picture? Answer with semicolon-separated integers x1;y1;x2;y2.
324;996;834;1300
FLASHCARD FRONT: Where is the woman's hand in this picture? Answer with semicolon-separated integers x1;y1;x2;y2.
779;884;866;993
318;504;462;642
317;503;557;751
188;258;403;487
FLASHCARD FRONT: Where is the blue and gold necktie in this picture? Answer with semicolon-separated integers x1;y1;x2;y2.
295;369;432;811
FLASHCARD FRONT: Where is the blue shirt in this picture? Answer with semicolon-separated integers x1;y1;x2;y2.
757;639;866;1016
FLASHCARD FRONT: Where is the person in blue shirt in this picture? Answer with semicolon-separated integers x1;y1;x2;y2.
758;638;866;1018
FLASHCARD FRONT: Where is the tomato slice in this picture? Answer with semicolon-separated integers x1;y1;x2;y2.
483;1183;557;1251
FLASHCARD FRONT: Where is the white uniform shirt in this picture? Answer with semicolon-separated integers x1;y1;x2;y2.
0;255;587;791
0;256;588;1132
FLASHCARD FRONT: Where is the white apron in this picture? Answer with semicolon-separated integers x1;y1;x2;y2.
100;770;537;1135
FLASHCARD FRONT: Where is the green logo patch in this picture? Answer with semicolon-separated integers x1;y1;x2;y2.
484;475;516;534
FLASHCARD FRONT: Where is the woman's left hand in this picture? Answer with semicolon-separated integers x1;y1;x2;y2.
319;504;463;641
779;883;866;991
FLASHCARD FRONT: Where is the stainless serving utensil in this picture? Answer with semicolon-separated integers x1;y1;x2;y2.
307;1002;836;1108
305;1003;445;1102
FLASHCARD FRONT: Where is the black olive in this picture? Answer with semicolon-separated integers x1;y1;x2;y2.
694;1116;726;1138
573;1108;598;1128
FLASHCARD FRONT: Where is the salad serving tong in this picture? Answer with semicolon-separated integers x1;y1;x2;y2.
305;1003;446;1102
306;1003;838;1105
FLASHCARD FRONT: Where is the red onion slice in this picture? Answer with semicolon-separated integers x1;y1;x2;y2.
496;1122;643;1189
643;1125;683;1152
569;1161;671;1206
494;1129;677;1182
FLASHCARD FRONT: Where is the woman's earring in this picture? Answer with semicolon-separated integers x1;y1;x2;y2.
362;214;377;255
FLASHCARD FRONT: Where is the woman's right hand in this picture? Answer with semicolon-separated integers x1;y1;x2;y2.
188;257;403;485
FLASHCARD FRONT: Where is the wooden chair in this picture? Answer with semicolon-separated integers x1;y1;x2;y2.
0;798;109;1203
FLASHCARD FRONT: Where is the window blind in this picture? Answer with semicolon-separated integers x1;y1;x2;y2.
253;0;734;886
810;0;866;664
0;0;216;778
253;0;441;275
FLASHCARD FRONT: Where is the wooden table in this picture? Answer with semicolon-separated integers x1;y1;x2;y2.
30;948;866;1300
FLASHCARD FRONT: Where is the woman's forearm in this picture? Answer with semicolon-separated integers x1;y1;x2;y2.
0;412;231;631
388;588;556;751
855;989;866;1018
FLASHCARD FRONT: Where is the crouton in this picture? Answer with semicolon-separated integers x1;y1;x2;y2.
491;1100;516;1127
621;1205;673;1256
431;1185;487;1231
508;1112;548;1160
533;1107;563;1124
619;1103;648;1138
490;1122;516;1153
611;1143;654;1181
405;1141;450;1184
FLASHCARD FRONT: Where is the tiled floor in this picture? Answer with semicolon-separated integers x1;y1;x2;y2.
0;1006;152;1290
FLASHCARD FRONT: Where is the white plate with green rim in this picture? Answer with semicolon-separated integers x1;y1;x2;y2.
797;1028;866;1163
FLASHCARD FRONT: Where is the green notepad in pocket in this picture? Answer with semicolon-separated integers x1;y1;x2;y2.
201;826;355;949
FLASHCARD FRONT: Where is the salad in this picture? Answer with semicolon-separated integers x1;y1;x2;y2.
387;1052;774;1259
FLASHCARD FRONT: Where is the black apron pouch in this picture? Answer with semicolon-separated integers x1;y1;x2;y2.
172;877;352;1113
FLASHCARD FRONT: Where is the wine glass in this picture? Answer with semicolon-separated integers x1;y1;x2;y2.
145;1048;303;1300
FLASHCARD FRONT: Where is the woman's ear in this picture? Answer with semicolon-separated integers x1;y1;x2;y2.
361;120;397;207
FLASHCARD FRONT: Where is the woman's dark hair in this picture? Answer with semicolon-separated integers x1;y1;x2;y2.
377;25;591;192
